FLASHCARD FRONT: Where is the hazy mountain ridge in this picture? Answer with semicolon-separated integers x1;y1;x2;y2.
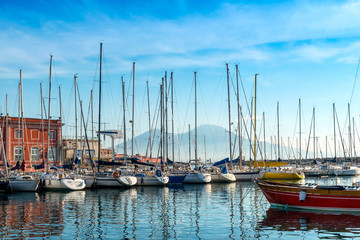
115;124;246;162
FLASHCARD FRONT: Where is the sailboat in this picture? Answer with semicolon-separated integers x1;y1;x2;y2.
229;65;263;181
40;55;85;191
260;102;304;180
135;77;169;186
94;47;137;188
150;74;184;185
210;64;236;183
184;72;211;184
8;69;40;192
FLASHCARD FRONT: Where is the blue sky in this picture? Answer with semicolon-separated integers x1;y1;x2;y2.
1;0;360;159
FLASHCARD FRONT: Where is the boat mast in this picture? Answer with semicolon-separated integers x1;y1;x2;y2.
348;103;352;160
250;98;253;160
204;135;206;163
146;81;152;158
59;86;63;166
353;117;356;157
0;126;9;179
165;72;168;164
131;62;135;157
313;107;315;161
80;100;83;163
40;83;44;166
226;64;233;168
299;98;301;163
171;72;175;164
277;102;280;160
98;43;102;171
263;112;266;160
47;55;53;172
20;69;25;170
188;124;191;162
254;73;258;164
333;103;336;160
160;80;164;168
17;82;20;166
74;74;78;166
194;71;198;169
122;77;127;163
235;65;242;167
91;89;94;159
3;94;8;165
4;94;9;163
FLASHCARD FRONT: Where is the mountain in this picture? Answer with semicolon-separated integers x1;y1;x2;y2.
114;124;313;163
115;124;245;163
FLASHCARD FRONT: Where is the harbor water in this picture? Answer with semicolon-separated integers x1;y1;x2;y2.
1;177;360;239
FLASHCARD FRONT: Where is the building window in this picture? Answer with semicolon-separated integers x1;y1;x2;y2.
14;146;22;161
48;147;56;162
31;147;40;162
15;129;22;139
31;130;39;140
49;131;55;140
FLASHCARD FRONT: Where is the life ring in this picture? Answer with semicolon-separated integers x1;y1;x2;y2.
113;172;119;178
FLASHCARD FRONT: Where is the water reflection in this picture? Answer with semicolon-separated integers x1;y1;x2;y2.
0;192;66;239
259;207;360;234
1;181;358;239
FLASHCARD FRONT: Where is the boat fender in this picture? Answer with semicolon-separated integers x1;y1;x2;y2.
299;190;306;202
113;172;119;178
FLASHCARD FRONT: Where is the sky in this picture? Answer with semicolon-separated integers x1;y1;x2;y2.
1;0;360;159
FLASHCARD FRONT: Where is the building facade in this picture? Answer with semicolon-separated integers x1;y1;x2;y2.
62;138;99;164
0;115;62;172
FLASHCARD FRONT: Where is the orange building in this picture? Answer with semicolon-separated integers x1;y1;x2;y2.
0;115;62;172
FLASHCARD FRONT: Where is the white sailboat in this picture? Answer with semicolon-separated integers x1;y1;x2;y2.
184;172;211;183
41;172;85;191
211;64;236;183
40;56;86;191
8;70;40;192
9;174;39;192
210;166;236;183
184;72;211;184
135;170;169;186
95;171;137;187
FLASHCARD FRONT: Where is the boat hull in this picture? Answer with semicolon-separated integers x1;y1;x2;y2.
232;170;262;181
95;177;123;188
118;176;137;187
210;173;236;183
257;180;360;211
135;175;169;186
184;173;211;184
334;169;357;176
168;174;187;185
82;176;95;188
42;179;85;191
261;171;304;180
9;179;39;192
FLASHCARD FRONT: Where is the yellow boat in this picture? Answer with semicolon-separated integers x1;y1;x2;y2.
261;170;304;180
253;161;287;168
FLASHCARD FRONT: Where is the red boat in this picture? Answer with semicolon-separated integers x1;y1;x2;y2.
256;179;360;211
